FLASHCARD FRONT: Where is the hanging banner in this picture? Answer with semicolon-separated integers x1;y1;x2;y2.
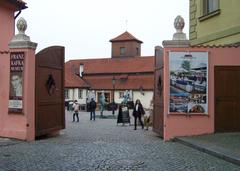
8;52;24;113
169;52;208;114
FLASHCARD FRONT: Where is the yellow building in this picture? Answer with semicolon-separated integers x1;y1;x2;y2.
189;0;240;45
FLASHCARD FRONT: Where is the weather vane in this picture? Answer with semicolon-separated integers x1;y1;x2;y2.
125;19;128;31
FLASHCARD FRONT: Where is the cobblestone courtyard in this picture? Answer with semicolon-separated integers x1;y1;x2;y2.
0;110;239;171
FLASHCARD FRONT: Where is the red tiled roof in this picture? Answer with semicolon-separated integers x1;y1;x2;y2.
8;0;27;9
16;0;25;3
191;44;240;48
65;65;90;88
65;56;154;89
110;31;143;43
66;56;154;75
71;75;153;90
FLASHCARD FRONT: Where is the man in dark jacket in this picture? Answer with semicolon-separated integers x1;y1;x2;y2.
89;98;97;121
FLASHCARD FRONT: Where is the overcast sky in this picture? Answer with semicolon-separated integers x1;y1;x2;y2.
19;0;189;61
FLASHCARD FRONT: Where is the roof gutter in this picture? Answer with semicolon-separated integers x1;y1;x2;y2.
14;9;21;19
12;0;27;19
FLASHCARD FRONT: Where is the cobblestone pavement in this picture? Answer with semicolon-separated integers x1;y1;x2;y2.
0;110;240;171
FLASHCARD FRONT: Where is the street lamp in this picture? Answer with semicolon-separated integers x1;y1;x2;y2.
112;76;116;115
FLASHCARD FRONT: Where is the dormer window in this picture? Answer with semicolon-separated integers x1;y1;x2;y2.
120;47;125;56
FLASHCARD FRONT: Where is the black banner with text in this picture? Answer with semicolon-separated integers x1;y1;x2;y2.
8;52;24;114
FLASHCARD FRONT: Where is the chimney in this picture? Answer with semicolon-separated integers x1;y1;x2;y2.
79;64;84;77
155;46;162;57
155;46;163;68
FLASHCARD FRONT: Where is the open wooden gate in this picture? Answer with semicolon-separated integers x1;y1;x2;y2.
35;46;65;137
153;47;164;137
215;66;240;132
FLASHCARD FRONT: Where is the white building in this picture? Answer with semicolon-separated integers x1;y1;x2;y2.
65;31;154;109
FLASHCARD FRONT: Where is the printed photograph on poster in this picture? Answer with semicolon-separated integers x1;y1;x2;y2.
10;72;22;97
9;52;24;113
169;52;208;114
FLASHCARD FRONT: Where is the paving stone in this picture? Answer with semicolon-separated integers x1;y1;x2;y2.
0;110;239;170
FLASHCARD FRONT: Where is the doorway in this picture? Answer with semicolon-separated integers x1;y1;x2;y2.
215;66;240;132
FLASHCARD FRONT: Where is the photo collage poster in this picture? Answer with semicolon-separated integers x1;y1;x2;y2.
169;52;208;114
8;52;24;113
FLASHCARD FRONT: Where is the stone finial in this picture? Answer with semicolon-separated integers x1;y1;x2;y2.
172;15;187;40
17;17;27;34
9;17;37;49
162;15;190;47
174;15;185;33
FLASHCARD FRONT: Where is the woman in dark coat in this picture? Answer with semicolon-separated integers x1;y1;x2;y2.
133;99;145;130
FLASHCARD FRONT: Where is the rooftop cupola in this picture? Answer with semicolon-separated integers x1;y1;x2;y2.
110;31;143;58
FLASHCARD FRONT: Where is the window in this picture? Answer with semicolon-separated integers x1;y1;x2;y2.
78;89;83;99
136;48;139;56
199;0;220;21
119;92;124;98
120;47;125;56
203;0;219;15
65;89;69;99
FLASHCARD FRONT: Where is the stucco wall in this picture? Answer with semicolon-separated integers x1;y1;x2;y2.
133;91;153;109
190;0;240;45
0;49;36;141
0;2;37;141
0;5;15;50
114;90;125;104
163;47;240;140
65;88;87;104
65;89;153;109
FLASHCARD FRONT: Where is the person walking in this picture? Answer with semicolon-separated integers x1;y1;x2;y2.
132;99;145;130
89;98;97;121
72;100;79;122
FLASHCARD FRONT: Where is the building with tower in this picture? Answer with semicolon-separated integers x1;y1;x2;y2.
65;31;154;109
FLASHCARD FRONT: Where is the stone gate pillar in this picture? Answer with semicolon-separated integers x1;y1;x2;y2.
7;17;37;141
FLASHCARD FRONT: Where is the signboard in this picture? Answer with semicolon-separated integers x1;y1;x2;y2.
117;105;131;125
8;52;24;113
169;52;208;114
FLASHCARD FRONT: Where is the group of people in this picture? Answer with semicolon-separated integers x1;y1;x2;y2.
72;98;97;122
71;98;153;131
132;99;153;130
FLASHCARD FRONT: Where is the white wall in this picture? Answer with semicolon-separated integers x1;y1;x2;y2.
132;91;153;109
114;90;153;108
65;88;73;101
65;88;153;108
114;90;123;104
65;88;87;105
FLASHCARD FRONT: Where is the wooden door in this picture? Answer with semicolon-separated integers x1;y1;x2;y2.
153;47;164;137
215;66;240;132
35;46;65;137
